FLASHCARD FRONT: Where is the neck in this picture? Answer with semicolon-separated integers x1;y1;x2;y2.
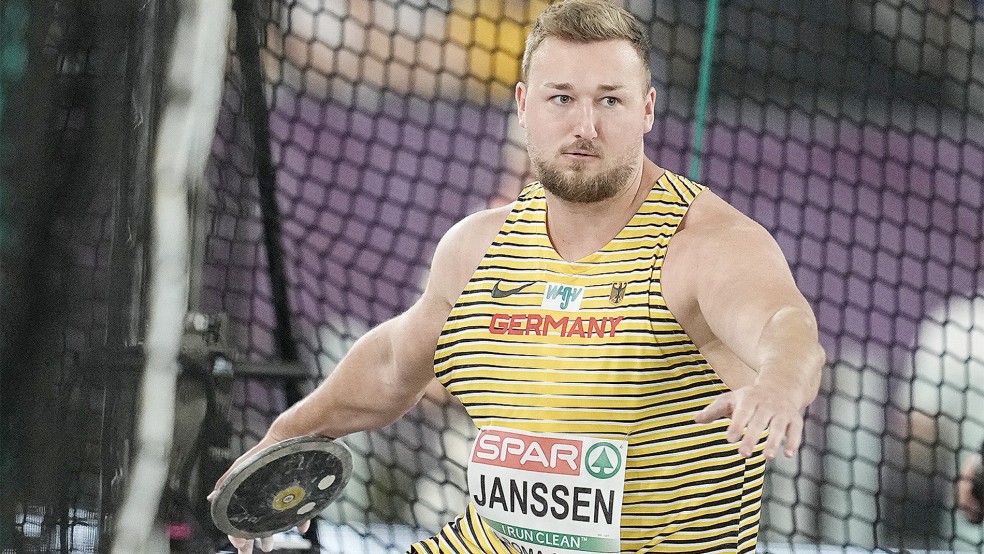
544;158;663;261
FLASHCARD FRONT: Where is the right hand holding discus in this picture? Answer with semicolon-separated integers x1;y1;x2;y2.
208;436;353;553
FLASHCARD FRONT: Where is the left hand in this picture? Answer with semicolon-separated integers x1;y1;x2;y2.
694;383;805;460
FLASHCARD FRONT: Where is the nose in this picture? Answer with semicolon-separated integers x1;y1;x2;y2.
574;103;598;140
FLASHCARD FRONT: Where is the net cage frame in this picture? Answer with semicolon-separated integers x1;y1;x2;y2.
1;0;983;553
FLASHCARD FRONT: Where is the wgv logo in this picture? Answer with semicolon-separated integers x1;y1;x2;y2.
541;282;585;312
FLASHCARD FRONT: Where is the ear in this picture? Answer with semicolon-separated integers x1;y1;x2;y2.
516;82;528;129
643;86;656;132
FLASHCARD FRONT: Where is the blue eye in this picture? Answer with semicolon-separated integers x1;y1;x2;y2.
553;95;572;104
602;97;619;107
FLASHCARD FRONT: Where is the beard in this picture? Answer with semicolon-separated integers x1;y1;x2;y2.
530;141;637;204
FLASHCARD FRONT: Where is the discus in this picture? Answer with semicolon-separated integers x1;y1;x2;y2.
210;436;352;538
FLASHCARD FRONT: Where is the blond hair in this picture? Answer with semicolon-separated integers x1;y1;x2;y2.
521;0;652;89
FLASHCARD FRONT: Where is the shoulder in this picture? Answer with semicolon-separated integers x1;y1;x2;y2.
673;189;774;254
663;190;789;310
427;203;513;305
439;203;514;258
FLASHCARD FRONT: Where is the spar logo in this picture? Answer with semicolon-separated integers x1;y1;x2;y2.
471;429;582;476
471;429;626;481
584;442;622;479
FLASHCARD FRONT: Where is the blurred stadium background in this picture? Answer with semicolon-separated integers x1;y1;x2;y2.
1;0;983;552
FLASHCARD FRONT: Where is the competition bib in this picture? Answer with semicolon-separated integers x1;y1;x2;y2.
467;426;627;554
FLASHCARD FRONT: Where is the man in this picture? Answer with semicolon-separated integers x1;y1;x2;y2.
215;1;824;552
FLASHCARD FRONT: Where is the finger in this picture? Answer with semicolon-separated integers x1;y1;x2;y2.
695;393;734;424
258;536;275;552
783;414;804;457
297;519;311;534
739;411;771;457
761;416;788;460
726;402;756;444
213;466;236;494
230;536;253;554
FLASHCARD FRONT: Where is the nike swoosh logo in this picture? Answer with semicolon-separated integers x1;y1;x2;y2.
491;280;536;298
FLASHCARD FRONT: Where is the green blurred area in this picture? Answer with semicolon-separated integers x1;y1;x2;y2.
0;2;29;548
0;1;30;245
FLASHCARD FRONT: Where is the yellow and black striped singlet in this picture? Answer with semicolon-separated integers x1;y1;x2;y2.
409;171;765;554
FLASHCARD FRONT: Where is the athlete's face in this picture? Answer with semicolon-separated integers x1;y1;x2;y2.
517;38;656;204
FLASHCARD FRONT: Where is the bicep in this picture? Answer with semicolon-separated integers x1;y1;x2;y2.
382;206;507;393
384;288;453;394
696;225;816;367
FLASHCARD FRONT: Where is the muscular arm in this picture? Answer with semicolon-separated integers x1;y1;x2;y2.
213;205;509;553
664;191;825;459
265;205;511;441
267;286;449;441
692;220;822;409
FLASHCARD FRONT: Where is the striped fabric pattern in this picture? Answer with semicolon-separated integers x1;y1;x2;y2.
410;171;765;554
